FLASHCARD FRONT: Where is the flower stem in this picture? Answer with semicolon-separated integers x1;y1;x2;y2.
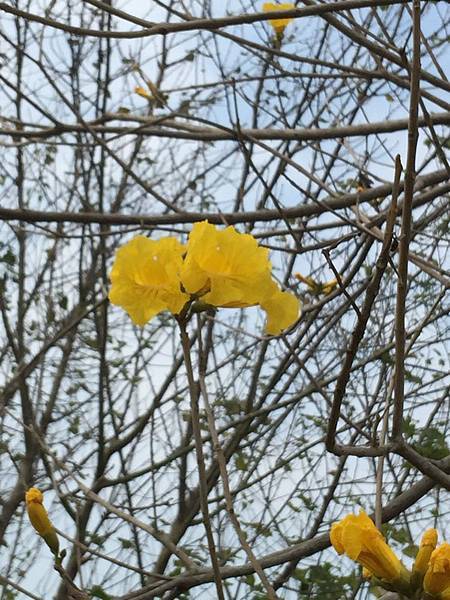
178;319;225;600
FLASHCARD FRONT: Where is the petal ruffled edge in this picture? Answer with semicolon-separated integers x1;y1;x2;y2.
261;288;300;335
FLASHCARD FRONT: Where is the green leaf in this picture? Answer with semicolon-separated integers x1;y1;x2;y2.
90;585;112;600
118;537;136;550
1;250;15;266
405;371;421;385
58;293;68;310
403;544;419;558
68;416;80;435
88;533;107;547
235;452;248;471
413;427;449;460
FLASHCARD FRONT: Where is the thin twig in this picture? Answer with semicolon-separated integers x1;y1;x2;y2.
25;425;200;573
326;157;402;453
0;574;43;600
197;317;280;600
375;154;402;530
178;320;226;600
392;0;421;440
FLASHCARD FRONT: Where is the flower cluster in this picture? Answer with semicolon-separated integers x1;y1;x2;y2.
330;511;450;598
25;487;59;556
109;221;300;335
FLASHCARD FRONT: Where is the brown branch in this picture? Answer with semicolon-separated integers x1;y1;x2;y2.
1;110;449;142
119;456;450;599
326;155;402;454
0;168;447;228
0;0;406;39
0;573;43;599
178;320;226;600
392;0;421;440
197;318;279;600
301;0;450;95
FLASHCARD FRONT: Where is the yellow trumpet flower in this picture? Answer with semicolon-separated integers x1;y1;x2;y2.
109;236;189;326
423;543;450;597
180;221;300;335
260;285;300;335
262;3;296;37
330;511;408;585
25;487;59;556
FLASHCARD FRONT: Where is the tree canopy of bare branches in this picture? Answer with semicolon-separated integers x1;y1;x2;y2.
0;1;449;599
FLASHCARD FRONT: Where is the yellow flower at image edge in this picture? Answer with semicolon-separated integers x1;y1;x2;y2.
25;487;59;555
424;543;450;596
262;2;295;35
330;511;405;583
109;236;189;326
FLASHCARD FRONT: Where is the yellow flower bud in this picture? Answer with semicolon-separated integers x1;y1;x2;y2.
294;272;317;291
414;529;438;576
411;528;438;591
295;272;338;296
25;487;59;555
134;86;152;99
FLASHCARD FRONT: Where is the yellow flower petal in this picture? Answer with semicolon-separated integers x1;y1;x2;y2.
25;487;59;555
109;236;189;325
181;221;274;308
262;3;295;35
330;521;345;554
424;543;450;595
330;511;405;583
260;287;300;335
